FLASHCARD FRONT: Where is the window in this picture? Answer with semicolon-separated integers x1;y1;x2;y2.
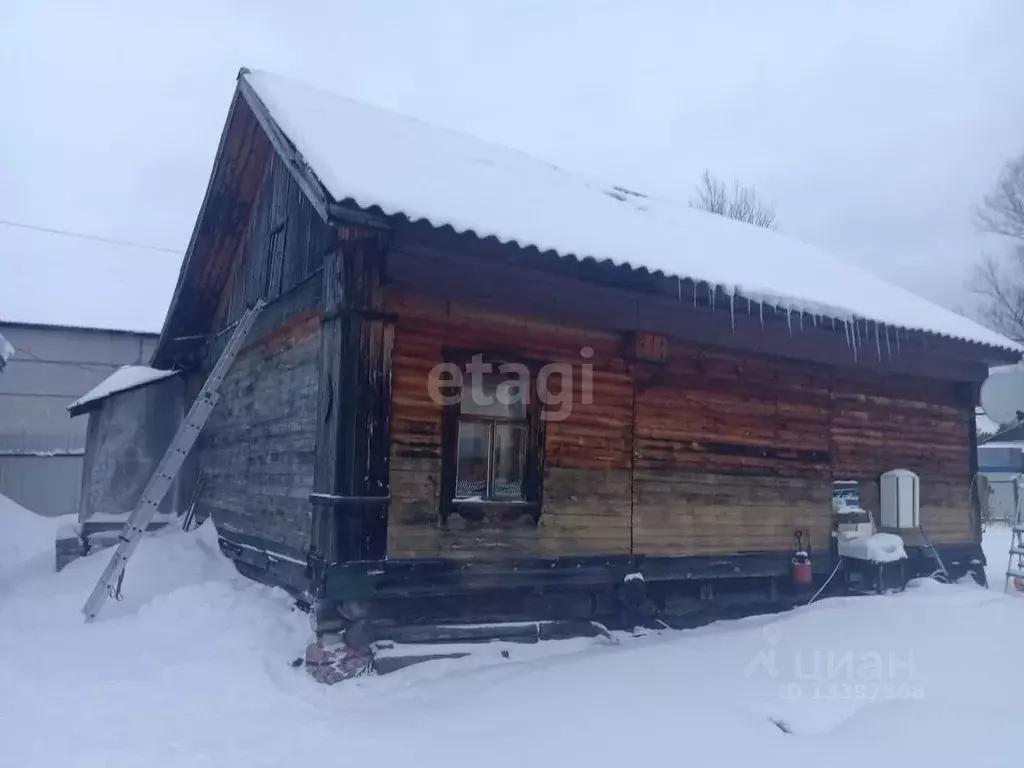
455;374;527;501
438;354;546;523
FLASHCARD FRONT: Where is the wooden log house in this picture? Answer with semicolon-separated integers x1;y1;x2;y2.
150;69;1018;642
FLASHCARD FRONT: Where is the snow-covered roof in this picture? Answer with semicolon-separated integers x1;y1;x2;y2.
983;420;1024;445
242;69;1017;353
67;365;178;415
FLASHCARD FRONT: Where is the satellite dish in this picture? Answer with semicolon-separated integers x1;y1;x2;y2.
980;365;1024;425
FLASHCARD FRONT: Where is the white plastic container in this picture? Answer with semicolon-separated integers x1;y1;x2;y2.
880;469;920;529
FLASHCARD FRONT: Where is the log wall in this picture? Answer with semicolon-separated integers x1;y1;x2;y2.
386;293;633;559
194;151;335;566
384;291;977;561
632;349;833;555
831;372;974;544
197;311;321;559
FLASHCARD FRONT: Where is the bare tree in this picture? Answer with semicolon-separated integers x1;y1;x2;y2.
690;170;777;229
972;247;1024;343
974;151;1024;240
972;151;1024;342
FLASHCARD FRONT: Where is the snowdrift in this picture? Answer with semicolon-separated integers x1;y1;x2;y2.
1;504;1021;767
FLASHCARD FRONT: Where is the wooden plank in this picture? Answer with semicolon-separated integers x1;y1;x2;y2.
334;228;393;561
385;522;632;560
310;247;344;567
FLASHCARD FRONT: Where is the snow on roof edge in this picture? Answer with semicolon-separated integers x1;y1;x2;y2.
68;366;179;415
241;69;1020;355
0;318;161;336
361;202;1021;355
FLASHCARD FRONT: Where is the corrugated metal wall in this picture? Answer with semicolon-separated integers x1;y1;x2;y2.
0;323;157;516
0;454;82;517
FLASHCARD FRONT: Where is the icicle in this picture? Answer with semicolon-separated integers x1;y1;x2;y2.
812;314;818;328
885;324;892;357
895;327;901;355
729;294;736;331
677;278;682;302
799;312;804;332
786;308;793;336
710;285;716;310
831;317;836;330
844;320;851;349
747;297;752;315
759;301;764;329
874;322;881;361
693;282;697;307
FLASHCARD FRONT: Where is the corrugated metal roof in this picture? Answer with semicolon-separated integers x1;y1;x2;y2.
242;69;1018;354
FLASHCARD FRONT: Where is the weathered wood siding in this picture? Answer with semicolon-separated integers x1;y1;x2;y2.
632;349;833;556
831;373;974;544
194;153;335;561
198;313;320;557
384;289;978;561
211;154;334;339
386;293;633;559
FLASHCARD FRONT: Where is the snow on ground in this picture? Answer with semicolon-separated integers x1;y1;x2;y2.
0;492;71;586
984;522;1014;587
1;507;1021;767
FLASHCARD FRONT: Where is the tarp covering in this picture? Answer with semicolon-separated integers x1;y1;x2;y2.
78;374;186;524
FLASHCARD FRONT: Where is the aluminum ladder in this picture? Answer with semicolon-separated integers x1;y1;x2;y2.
81;300;265;622
1004;475;1024;593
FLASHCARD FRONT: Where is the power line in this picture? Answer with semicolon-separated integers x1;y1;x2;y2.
11;346;121;374
0;218;183;255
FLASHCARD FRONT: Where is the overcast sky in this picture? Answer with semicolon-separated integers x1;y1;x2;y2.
2;0;1022;332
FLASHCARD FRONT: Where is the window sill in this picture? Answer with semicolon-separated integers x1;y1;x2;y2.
451;498;539;508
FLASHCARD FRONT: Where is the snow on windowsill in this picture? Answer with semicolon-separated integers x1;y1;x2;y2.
451;497;536;506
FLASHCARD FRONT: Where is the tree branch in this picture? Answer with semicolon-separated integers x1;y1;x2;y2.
689;170;776;229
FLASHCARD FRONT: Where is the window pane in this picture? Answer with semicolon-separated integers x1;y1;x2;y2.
456;421;490;498
492;424;526;499
461;373;528;419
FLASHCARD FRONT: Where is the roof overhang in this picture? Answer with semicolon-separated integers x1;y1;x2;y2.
68;366;180;418
152;67;1022;372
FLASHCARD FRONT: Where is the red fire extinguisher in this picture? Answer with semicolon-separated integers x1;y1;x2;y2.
792;530;813;586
